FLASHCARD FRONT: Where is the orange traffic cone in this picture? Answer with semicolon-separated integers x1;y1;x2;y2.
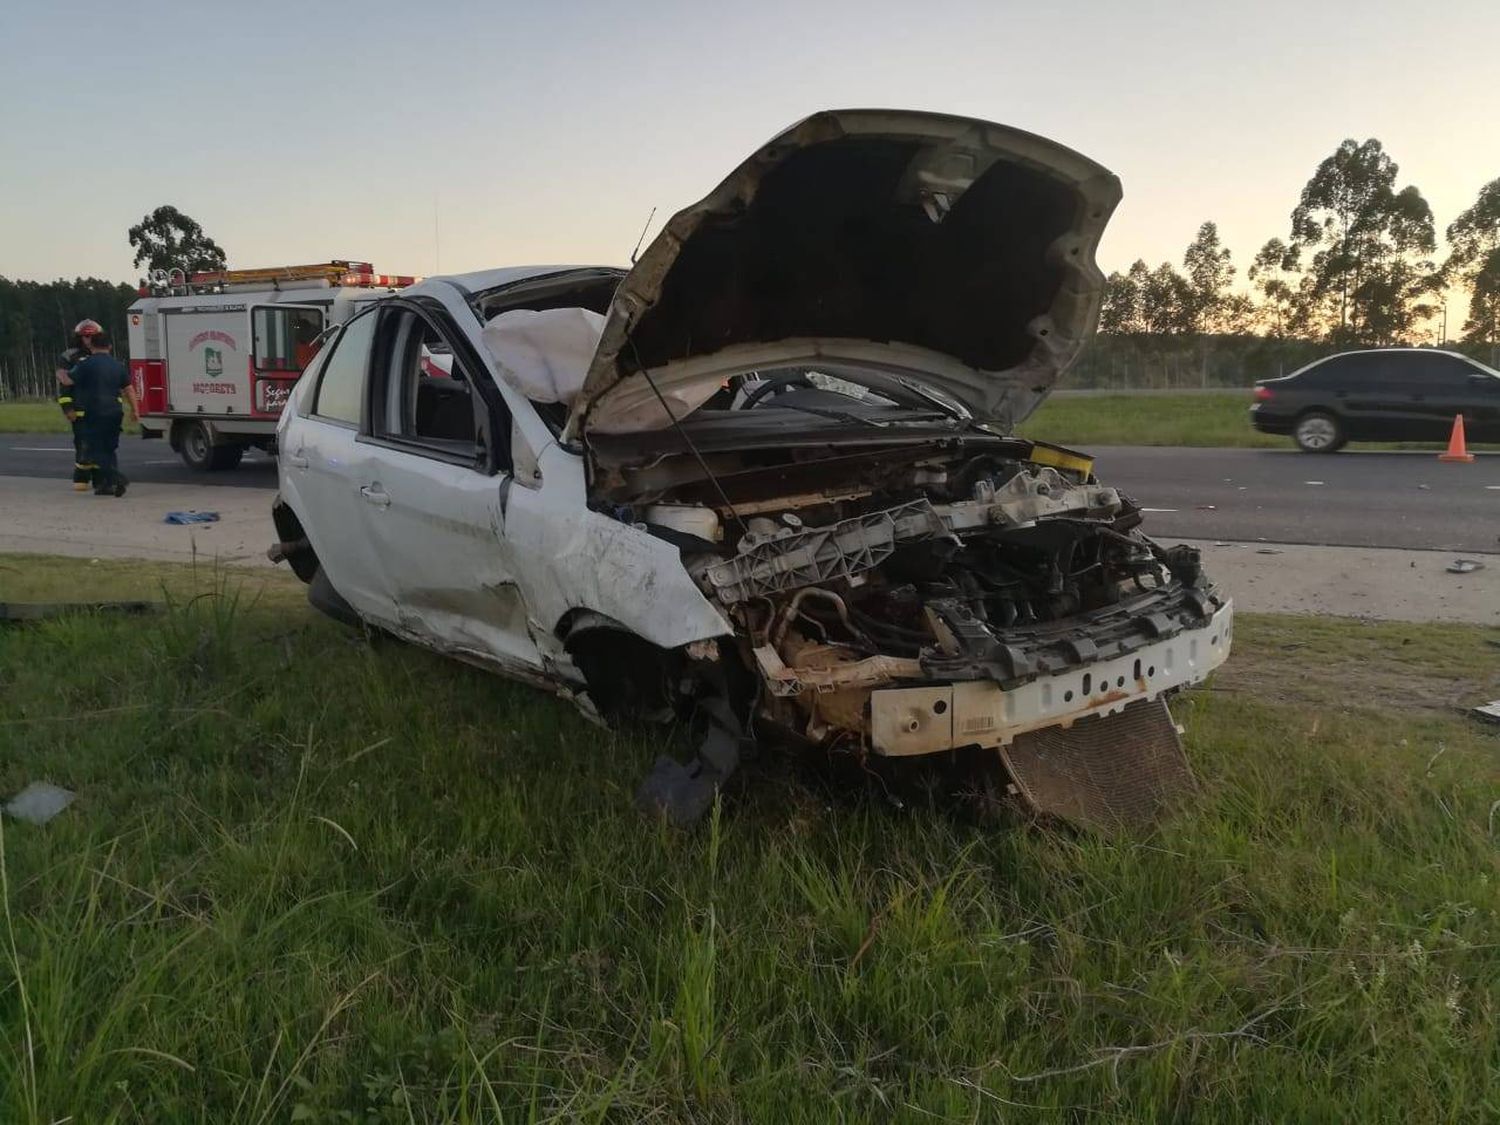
1439;414;1475;463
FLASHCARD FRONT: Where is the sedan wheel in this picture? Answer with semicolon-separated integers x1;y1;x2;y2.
1294;411;1344;453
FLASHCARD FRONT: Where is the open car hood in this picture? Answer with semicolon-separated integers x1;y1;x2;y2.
566;109;1120;438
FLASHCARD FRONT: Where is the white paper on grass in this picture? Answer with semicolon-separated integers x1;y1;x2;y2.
482;307;605;406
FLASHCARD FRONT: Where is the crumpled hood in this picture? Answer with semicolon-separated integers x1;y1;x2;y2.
566;109;1120;438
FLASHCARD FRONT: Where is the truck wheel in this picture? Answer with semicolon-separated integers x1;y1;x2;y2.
208;444;245;470
177;421;244;471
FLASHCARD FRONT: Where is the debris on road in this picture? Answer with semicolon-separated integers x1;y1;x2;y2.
164;510;221;524
1472;701;1500;725
4;782;75;825
1255;548;1283;555
1305;480;1325;486
1196;504;1217;510
1446;559;1486;574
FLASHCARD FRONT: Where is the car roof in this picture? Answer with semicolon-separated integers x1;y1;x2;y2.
405;265;620;299
1316;347;1473;361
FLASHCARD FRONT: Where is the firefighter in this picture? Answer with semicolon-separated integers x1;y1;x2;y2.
67;332;138;497
55;318;104;490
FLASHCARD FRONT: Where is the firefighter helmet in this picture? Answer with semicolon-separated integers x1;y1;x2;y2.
73;318;104;339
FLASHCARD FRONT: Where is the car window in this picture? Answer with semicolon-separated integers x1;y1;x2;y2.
1420;354;1487;388
312;312;376;426
1298;355;1359;388
372;305;508;467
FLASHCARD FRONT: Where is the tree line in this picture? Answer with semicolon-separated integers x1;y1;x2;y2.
1087;139;1500;387
4;157;1498;398
0;206;227;399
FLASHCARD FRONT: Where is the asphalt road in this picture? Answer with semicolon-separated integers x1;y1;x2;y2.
2;434;1497;552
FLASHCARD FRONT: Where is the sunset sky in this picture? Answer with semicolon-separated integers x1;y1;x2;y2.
4;0;1497;326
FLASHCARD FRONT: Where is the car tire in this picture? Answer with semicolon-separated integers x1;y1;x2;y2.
1293;411;1345;453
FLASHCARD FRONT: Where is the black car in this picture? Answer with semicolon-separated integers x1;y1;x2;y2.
1251;348;1500;452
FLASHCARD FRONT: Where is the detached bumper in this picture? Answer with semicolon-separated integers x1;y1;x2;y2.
869;600;1232;756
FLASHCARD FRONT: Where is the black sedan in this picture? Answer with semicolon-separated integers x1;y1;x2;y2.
1250;348;1500;452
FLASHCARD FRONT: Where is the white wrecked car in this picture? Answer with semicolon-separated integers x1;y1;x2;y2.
270;109;1232;826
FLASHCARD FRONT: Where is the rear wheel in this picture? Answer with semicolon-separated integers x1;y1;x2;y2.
177;421;245;471
1293;411;1345;453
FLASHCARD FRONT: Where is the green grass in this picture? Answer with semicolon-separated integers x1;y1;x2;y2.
1021;392;1500;451
0;400;140;435
1020;391;1280;448
2;554;1499;1122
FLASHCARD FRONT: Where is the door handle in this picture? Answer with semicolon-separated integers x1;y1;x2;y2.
360;484;391;508
284;453;309;469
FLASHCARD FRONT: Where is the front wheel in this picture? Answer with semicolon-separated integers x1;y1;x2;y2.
1293;411;1345;453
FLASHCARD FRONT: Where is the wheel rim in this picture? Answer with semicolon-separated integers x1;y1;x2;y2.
1297;416;1336;449
185;425;210;462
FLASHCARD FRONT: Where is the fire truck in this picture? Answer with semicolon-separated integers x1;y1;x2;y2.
127;261;417;470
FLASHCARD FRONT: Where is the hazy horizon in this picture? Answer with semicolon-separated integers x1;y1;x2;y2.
3;0;1497;329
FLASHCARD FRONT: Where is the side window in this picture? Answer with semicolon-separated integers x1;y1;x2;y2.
1425;355;1485;388
372;305;509;468
253;306;325;372
312;313;376;425
1301;356;1355;388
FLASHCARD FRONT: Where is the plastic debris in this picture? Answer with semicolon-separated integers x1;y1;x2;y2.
4;782;75;825
1255;547;1284;555
164;511;220;524
1473;701;1500;725
1447;559;1485;574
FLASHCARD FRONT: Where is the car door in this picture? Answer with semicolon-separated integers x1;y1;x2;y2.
354;299;544;675
1407;353;1500;440
279;311;392;621
1331;353;1413;439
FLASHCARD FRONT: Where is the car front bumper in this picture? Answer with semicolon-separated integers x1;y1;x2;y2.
868;600;1233;756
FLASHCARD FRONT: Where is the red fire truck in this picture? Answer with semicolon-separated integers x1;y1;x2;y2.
127;261;417;470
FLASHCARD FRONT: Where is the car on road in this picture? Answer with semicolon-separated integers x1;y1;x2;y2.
266;109;1232;827
1250;348;1500;452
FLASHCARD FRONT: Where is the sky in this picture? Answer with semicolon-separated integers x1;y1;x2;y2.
3;0;1498;325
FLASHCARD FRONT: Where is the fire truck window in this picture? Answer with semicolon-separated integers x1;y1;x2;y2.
253;307;326;372
312;313;376;426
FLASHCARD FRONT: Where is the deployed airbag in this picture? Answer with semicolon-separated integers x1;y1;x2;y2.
483;307;604;406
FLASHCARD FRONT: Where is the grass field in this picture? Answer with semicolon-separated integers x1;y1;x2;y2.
0;401;140;435
1019;391;1281;448
3;554;1499;1122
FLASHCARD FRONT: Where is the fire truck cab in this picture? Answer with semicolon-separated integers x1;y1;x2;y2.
127;261;416;470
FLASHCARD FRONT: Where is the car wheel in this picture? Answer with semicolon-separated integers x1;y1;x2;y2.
1293;411;1345;453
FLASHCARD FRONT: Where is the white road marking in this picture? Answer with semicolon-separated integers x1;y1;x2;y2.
1140;507;1177;513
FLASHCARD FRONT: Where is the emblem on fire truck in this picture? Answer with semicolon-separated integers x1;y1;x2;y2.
204;346;224;376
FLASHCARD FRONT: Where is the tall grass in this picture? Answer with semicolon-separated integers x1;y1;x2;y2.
1;558;1498;1121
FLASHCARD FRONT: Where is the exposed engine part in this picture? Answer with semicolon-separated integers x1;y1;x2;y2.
701;469;1122;606
645;503;722;543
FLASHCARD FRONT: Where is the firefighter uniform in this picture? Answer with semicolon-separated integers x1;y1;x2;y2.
69;351;132;496
55;346;96;488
